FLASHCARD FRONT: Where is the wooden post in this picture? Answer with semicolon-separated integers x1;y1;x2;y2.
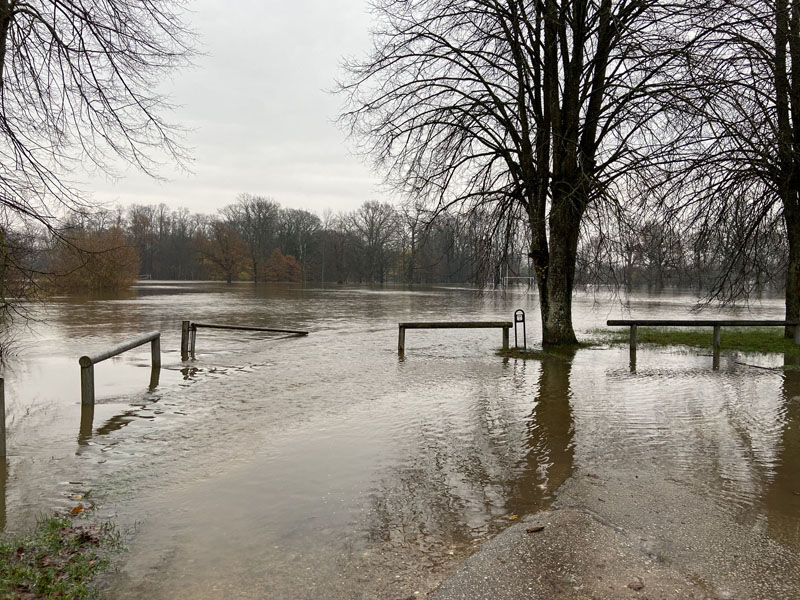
0;378;5;458
149;366;161;390
502;326;509;350
79;403;94;444
80;357;95;405
151;336;161;369
794;324;800;346
712;350;720;371
190;325;197;358
398;326;405;354
630;324;638;351
181;320;190;360
713;325;721;351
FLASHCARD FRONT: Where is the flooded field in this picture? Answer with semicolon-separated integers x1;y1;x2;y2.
1;283;798;598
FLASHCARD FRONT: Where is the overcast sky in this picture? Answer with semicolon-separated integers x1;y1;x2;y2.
87;0;385;217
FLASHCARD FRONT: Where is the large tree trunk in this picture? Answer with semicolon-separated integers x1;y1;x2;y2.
540;199;581;345
775;0;799;338
784;201;800;338
531;182;584;347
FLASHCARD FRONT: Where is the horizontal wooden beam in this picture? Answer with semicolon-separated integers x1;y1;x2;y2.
191;323;308;336
79;330;161;367
398;321;512;354
399;321;512;329
607;320;799;327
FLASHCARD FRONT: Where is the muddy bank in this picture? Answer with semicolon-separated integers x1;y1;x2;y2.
431;465;800;599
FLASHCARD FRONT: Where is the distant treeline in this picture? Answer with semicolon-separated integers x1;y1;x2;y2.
12;192;784;295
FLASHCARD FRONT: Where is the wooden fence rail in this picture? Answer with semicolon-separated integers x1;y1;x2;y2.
181;320;308;360
607;319;800;351
79;331;161;405
398;321;513;354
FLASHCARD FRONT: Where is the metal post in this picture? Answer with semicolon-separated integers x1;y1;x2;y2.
80;358;95;405
398;326;405;354
181;320;190;360
514;309;526;350
502;326;509;350
630;325;638;351
0;378;5;458
713;325;721;351
794;323;800;346
712;350;720;371
151;336;161;369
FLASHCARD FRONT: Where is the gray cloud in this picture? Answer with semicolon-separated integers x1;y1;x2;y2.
86;0;383;215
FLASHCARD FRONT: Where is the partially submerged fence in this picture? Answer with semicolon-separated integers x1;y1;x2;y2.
398;321;513;354
79;331;161;405
607;319;800;351
181;320;308;360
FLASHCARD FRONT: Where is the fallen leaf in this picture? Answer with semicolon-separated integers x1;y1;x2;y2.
70;505;84;515
526;526;545;534
508;515;519;520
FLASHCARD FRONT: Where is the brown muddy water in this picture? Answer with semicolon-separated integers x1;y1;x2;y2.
1;283;798;598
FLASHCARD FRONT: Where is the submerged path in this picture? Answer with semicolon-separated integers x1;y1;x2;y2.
100;345;800;599
6;285;798;598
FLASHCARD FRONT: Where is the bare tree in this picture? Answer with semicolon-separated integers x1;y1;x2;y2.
350;200;399;283
658;0;800;334
0;0;192;314
195;218;248;284
341;0;688;344
277;208;321;283
223;194;281;282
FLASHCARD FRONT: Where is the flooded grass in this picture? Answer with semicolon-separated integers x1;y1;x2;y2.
600;326;800;356
0;512;119;599
497;342;595;360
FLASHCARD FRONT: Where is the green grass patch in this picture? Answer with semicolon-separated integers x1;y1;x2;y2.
599;327;800;356
498;348;558;360
497;342;595;360
0;513;120;599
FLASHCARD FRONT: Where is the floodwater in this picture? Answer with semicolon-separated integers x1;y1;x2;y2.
1;283;798;598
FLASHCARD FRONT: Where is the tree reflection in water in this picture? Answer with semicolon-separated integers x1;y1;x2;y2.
765;355;800;546
0;459;7;531
363;350;576;563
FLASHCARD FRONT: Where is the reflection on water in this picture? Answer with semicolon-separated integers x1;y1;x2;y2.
765;357;800;546
0;284;799;596
363;353;575;560
78;404;94;446
0;459;6;531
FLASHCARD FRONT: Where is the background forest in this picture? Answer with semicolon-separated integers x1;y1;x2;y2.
2;191;784;296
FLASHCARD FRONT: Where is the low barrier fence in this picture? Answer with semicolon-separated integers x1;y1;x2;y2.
398;321;512;354
79;331;161;405
607;319;800;351
181;320;308;360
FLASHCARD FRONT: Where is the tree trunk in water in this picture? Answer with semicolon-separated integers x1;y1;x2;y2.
785;204;800;338
538;198;582;346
